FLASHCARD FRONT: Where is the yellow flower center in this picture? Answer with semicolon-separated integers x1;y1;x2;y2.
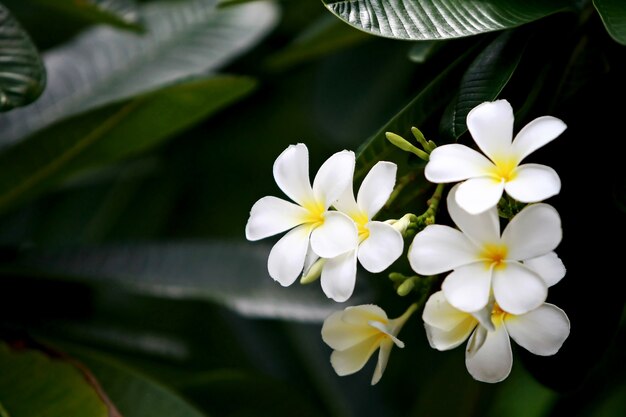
350;211;370;242
490;303;509;323
302;200;326;228
480;243;508;270
489;157;518;182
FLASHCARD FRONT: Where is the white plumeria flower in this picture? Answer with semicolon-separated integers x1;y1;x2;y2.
425;99;566;214
246;144;358;286
315;161;404;302
423;291;570;383
408;184;564;315
321;303;417;385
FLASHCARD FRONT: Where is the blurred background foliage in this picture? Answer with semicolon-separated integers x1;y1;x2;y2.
0;0;625;416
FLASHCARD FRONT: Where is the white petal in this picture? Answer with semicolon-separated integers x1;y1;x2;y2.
330;335;380;376
310;211;358;258
408;225;479;275
301;244;320;277
332;181;359;215
267;225;311;286
368;321;404;347
465;320;513;383
245;196;308;241
321;309;380;351
492;262;547;315
342;304;388;325
425;320;477;351
372;339;395;385
456;177;505;215
501;203;562;260
423;291;478;350
422;291;472;331
447;184;500;245
358;222;403;273
523;252;565;287
273;143;314;206
511;116;567;162
425;144;494;183
471;300;496;332
505;164;561;203
505;303;570;356
355;161;398;218
321;250;358;302
313;150;355;208
442;262;493;313
466;99;514;161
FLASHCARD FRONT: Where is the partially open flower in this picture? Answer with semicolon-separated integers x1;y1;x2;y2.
246;144;358;286
317;161;404;302
409;184;564;315
423;291;570;383
425;99;566;214
322;303;416;385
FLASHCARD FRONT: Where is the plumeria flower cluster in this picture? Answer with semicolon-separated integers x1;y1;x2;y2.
410;100;570;382
245;99;570;386
245;143;404;303
246;143;415;384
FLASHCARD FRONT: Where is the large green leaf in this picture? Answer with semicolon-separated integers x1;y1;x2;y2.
31;0;142;31
0;4;46;112
322;0;573;41
593;0;626;45
441;30;527;140
0;75;255;213
0;0;278;146
0;341;110;417
57;343;208;417
4;241;369;322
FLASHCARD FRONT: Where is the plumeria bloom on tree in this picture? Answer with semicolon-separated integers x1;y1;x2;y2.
245;143;358;286
422;291;570;383
408;184;563;315
321;303;417;385
425;99;566;214
309;161;404;302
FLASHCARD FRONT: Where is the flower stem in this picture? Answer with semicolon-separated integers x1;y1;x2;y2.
415;183;445;227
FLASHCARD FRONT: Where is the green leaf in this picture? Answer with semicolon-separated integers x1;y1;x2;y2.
178;369;325;417
265;14;370;71
322;0;574;40
0;75;256;212
4;241;369;322
0;341;110;417
0;4;46;111
0;0;278;146
593;0;626;45
31;0;142;32
485;363;557;417
59;343;208;417
442;30;527;140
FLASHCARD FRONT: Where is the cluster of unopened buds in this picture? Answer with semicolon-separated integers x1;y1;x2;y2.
246;99;570;384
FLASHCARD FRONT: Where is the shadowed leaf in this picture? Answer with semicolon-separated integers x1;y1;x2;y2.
0;4;46;111
4;241;371;322
593;0;626;45
0;0;278;146
32;0;142;31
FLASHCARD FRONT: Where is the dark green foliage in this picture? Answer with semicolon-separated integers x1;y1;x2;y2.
1;0;625;416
